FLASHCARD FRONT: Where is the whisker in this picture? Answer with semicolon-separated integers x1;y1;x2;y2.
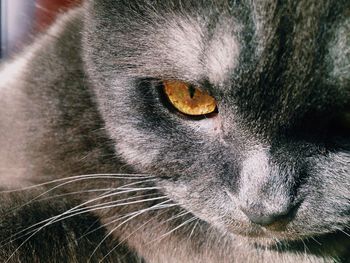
147;216;197;245
300;237;310;259
0;173;154;193
69;196;168;214
90;212;147;262
1;188;162;247
93;200;177;262
100;209;191;261
188;219;199;240
78;193;162;239
102;209;171;254
4;194;167;263
162;210;191;223
33;188;116;202
309;236;322;246
50;185;162;218
4;178;157;217
49;193;166;223
335;227;350;238
89;200;177;237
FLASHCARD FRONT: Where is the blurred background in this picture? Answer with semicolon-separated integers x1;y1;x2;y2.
0;0;81;59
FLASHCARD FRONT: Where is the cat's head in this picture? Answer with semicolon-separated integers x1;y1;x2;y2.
82;0;350;240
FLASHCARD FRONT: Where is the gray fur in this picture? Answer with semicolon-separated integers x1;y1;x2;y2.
0;0;349;262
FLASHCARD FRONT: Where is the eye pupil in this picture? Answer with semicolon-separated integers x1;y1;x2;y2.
188;85;196;99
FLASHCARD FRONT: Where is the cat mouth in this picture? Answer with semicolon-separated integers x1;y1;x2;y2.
226;221;303;241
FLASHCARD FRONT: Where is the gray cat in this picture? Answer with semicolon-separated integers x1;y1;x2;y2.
0;0;349;262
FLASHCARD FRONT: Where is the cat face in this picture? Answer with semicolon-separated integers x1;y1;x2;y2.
83;0;350;240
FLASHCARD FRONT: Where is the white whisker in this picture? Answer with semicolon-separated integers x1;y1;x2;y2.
188;219;199;240
102;209;171;254
78;193;163;239
146;216;197;245
4;178;157;217
95;200;177;262
335;227;350;238
1;191;163;247
0;173;154;193
162;211;191;223
3;186;163;262
34;188;116;201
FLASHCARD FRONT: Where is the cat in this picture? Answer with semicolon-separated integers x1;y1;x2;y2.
0;0;349;262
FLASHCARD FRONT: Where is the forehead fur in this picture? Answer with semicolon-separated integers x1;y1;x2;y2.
85;0;350;129
160;16;240;85
86;0;248;78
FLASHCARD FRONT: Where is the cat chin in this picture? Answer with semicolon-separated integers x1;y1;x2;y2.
228;228;310;247
224;222;315;242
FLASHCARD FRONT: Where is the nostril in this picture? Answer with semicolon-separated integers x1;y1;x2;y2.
241;204;296;229
243;210;291;228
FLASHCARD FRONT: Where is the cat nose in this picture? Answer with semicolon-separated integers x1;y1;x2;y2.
241;203;295;230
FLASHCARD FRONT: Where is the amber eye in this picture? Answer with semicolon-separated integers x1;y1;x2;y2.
163;80;217;116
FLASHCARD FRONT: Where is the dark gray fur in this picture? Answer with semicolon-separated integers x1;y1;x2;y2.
0;0;349;262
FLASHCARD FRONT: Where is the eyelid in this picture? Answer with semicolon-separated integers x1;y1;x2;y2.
157;77;214;95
